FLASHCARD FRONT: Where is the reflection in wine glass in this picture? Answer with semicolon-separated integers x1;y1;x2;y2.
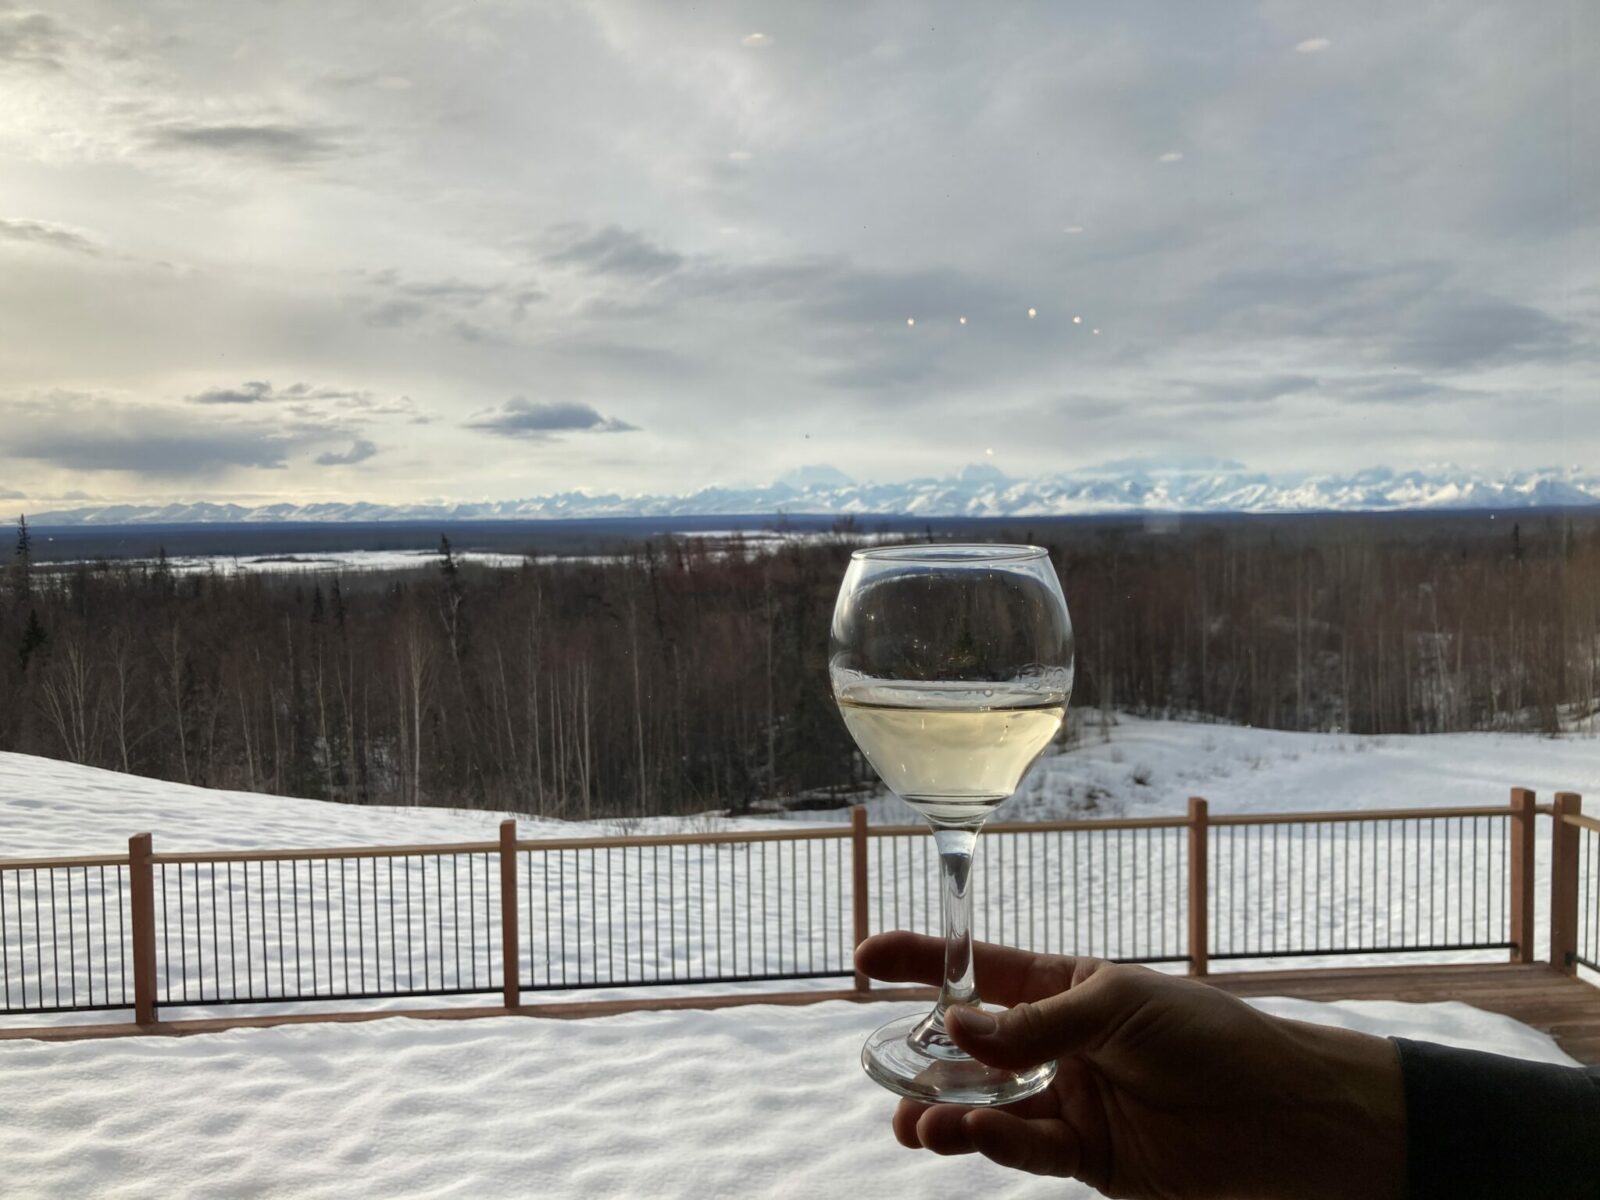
830;543;1074;1105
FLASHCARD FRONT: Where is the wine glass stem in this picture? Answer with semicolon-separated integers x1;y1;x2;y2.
932;825;981;1014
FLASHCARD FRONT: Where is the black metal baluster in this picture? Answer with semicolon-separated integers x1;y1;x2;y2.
339;859;350;994
155;865;168;1003
289;860;301;997
304;857;316;998
0;867;11;1010
560;850;569;987
323;859;332;995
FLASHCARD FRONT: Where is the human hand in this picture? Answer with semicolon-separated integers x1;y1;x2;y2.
856;931;1404;1200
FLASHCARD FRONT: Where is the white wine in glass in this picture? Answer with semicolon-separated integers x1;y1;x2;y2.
830;544;1073;1106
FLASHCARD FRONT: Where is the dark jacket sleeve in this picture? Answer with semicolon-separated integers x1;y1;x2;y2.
1395;1036;1600;1200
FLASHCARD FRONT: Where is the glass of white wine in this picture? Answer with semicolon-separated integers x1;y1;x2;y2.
830;543;1073;1106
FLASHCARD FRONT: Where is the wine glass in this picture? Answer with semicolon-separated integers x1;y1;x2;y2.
830;543;1073;1105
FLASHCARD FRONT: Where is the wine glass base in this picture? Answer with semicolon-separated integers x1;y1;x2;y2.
861;1010;1056;1107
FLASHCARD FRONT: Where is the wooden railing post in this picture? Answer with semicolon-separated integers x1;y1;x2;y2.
499;820;521;1008
1509;788;1536;963
1187;798;1209;977
1549;793;1581;976
128;833;158;1025
852;806;870;992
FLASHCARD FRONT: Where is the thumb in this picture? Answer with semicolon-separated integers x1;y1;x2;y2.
946;982;1115;1071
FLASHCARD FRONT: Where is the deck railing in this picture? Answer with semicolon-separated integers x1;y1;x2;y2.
1;790;1592;1035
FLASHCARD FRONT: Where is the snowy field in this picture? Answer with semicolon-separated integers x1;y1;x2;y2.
0;717;1595;1197
40;549;535;576
792;712;1600;826
6;714;1595;860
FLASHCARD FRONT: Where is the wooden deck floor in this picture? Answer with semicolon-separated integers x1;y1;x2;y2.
1209;963;1600;1065
5;965;1598;1057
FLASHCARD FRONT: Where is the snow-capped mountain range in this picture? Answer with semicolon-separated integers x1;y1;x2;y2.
24;462;1600;525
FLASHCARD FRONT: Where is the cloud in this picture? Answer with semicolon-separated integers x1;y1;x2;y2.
1157;151;1184;163
0;217;101;256
464;397;637;439
186;380;428;424
542;224;684;280
361;298;428;327
396;279;500;305
9;427;302;474
349;273;546;336
1295;37;1332;53
740;32;770;48
189;380;275;405
0;487;25;500
0;391;384;477
0;10;68;68
1181;375;1320;405
314;438;378;466
145;122;345;165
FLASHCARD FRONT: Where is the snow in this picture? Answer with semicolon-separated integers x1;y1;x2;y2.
40;550;533;577
793;713;1600;825
0;997;1576;1199
0;719;1594;1196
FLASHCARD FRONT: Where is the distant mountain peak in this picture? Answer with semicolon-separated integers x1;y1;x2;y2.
775;464;855;490
26;463;1600;526
955;462;1012;485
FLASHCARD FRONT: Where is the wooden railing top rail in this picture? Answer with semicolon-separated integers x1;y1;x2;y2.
0;801;1559;872
875;814;1191;837
150;841;500;865
517;826;850;852
1211;804;1520;826
0;851;132;872
1563;811;1600;834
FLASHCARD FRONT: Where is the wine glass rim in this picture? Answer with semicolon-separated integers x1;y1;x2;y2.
850;542;1048;564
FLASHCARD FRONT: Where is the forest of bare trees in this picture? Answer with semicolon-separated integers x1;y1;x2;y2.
5;513;1600;818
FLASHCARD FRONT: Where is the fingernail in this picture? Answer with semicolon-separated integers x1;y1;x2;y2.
950;1006;996;1035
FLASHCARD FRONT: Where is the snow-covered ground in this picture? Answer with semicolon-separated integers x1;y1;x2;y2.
39;549;534;577
792;712;1600;825
0;996;1577;1199
6;714;1594;861
1;718;1595;1196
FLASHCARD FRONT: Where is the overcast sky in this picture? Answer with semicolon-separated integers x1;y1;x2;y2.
1;0;1596;507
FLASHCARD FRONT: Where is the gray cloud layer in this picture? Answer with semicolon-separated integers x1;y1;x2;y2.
0;0;1594;503
145;122;347;166
0;217;101;256
465;398;637;439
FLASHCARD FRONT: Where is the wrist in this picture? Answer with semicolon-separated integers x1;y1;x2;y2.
1273;1020;1406;1200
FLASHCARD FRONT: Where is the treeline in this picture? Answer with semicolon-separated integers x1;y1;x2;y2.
4;513;1599;817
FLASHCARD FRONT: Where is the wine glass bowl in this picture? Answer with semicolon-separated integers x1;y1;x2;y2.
830;544;1074;1105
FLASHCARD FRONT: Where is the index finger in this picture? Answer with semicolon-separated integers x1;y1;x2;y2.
855;931;1087;1007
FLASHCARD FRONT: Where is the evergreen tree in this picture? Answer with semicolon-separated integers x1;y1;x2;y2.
12;514;31;601
153;545;174;594
18;608;47;669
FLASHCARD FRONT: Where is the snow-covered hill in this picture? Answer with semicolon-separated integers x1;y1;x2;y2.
28;462;1600;525
5;715;1595;859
